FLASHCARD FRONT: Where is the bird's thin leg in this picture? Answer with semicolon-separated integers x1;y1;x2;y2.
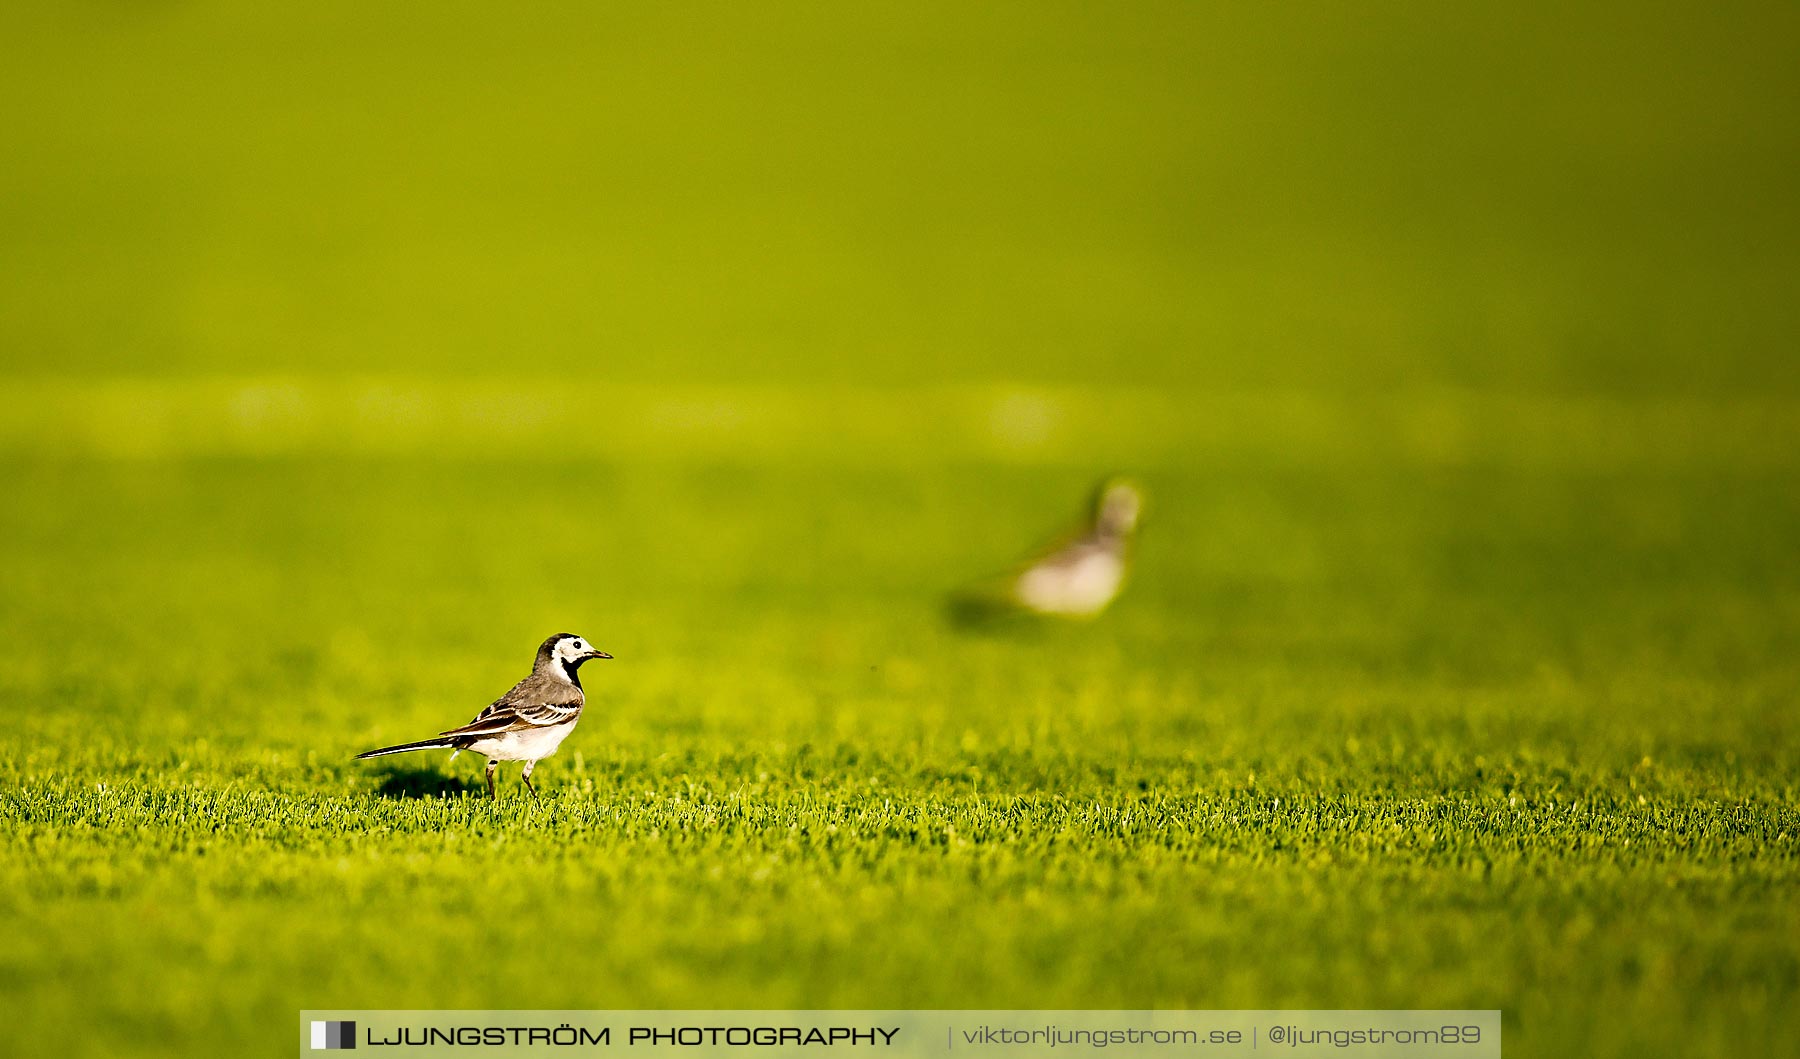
521;761;541;804
485;759;498;800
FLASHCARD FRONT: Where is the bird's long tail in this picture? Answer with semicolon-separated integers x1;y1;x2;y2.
355;736;456;760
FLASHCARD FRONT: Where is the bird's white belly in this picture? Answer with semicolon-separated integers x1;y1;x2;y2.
1017;552;1125;616
466;720;579;762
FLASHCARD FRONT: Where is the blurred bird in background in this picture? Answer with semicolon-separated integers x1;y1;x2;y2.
950;477;1145;624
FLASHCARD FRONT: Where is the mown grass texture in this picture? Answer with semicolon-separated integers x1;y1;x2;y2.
2;456;1796;1058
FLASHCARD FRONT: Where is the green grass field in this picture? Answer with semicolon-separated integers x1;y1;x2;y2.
4;441;1797;1058
3;4;1799;1059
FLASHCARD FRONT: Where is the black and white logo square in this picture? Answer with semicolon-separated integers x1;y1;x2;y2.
310;1021;357;1050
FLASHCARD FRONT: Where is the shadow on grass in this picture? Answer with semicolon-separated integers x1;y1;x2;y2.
372;765;480;800
943;591;1056;637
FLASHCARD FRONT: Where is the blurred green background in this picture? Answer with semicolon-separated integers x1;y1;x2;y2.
3;4;1798;1059
4;1;1797;390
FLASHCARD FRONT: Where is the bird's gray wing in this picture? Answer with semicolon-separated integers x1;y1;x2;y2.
952;531;1102;601
1023;533;1112;573
440;676;582;736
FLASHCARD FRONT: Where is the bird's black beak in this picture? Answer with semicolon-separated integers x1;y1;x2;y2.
585;650;613;660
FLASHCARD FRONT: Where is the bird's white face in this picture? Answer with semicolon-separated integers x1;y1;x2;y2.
1096;483;1143;537
554;635;611;666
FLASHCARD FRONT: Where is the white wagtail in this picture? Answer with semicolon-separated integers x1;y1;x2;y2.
355;633;611;800
952;478;1145;621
